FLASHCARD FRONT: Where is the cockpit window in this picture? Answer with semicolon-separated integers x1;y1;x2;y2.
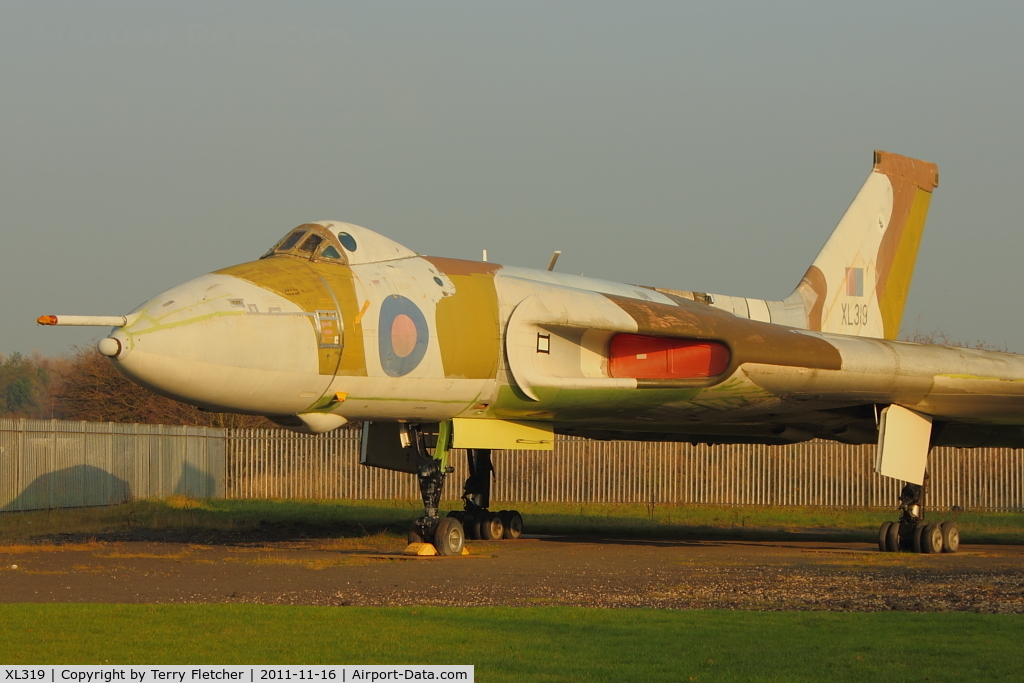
298;234;324;254
265;223;348;264
262;228;311;259
278;230;307;251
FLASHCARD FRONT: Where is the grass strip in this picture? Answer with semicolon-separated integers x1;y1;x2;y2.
0;604;1022;682
2;498;1023;544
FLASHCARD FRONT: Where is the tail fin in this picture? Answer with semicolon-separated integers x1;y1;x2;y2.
788;150;939;340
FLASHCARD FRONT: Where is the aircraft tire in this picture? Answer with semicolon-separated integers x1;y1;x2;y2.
941;522;960;553
502;510;524;540
434;517;465;556
480;512;504;541
922;523;943;554
408;523;425;545
885;521;900;553
878;522;892;552
912;522;926;553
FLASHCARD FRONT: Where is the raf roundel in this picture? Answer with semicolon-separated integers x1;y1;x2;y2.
378;295;430;377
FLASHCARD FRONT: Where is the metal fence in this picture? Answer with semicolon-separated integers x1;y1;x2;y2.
2;418;1024;511
223;433;1024;511
0;419;224;512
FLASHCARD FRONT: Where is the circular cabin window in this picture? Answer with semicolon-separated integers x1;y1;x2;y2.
338;232;358;252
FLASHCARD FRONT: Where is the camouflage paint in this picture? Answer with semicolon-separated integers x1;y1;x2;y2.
216;259;341;376
794;265;827;331
683;151;939;340
312;264;368;376
606;295;843;372
50;152;1024;450
870;153;938;339
877;188;932;338
425;257;501;380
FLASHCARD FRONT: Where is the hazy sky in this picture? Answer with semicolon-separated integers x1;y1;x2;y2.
2;2;1022;356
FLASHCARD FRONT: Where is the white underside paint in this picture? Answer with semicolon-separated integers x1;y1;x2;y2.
113;273;331;413
323;376;495;421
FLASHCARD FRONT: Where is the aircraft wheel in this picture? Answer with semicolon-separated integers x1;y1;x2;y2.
408;522;425;545
941;522;960;553
433;517;465;556
885;520;900;552
446;510;465;523
480;511;504;540
922;523;943;554
912;522;926;553
502;510;524;540
878;522;892;552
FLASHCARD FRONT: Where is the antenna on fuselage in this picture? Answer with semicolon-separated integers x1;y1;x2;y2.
482;249;488;262
546;251;562;272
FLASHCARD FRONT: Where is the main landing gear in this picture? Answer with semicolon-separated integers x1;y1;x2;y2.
878;480;960;554
446;449;524;543
405;426;524;556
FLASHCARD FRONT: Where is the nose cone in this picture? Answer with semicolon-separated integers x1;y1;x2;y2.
112;272;331;414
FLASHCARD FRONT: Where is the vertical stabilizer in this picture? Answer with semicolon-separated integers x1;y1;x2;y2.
789;151;938;339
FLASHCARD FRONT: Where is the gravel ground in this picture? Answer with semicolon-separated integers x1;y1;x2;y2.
2;534;1023;612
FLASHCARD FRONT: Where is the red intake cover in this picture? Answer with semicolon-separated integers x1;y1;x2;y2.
609;334;730;379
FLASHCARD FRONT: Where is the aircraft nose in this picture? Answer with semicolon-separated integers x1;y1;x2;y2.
110;272;332;414
96;333;128;359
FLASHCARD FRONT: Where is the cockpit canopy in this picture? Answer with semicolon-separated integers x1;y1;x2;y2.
262;221;417;265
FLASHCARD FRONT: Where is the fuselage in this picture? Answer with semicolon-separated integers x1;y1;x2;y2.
107;220;709;423
102;220;1024;445
103;221;775;428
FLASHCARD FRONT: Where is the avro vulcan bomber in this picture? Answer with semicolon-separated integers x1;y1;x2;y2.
42;152;1022;555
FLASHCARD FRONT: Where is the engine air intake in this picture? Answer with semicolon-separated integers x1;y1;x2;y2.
609;334;730;379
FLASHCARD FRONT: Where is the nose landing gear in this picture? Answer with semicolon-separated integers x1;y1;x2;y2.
406;423;463;555
877;479;960;554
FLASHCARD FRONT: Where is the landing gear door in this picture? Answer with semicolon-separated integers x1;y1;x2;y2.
875;404;932;485
360;421;418;473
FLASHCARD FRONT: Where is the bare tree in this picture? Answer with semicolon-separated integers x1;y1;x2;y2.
901;317;1008;352
51;347;275;428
